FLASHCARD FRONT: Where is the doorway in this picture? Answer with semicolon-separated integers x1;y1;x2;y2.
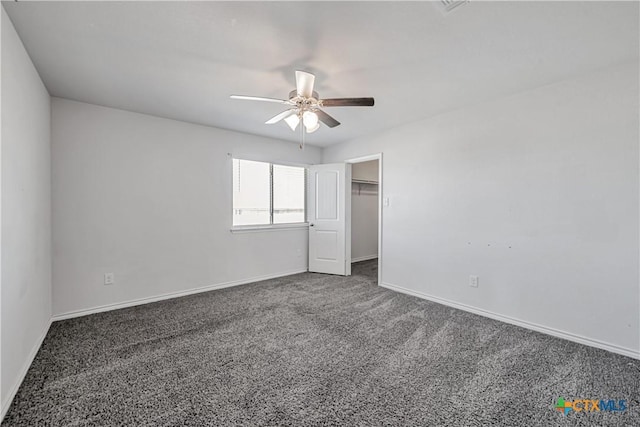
347;154;382;285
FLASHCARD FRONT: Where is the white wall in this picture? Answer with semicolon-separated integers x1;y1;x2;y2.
351;160;378;261
324;61;640;357
52;98;322;316
1;7;52;414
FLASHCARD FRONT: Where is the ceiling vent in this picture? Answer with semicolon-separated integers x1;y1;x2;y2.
435;0;469;15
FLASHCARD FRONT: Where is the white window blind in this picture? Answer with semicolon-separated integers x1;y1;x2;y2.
232;159;306;227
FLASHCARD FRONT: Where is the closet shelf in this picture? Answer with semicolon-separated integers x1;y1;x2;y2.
352;179;378;196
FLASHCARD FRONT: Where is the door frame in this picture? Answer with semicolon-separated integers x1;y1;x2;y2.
346;153;383;285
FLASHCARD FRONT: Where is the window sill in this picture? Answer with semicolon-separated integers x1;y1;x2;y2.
230;223;309;233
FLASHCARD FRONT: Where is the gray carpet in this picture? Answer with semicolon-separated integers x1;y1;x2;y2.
3;260;640;426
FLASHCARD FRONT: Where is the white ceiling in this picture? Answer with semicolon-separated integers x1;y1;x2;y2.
3;1;638;147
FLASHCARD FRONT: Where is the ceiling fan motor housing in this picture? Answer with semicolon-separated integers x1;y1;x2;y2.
289;90;319;102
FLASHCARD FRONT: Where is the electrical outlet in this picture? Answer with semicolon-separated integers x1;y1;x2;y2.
469;275;479;288
104;273;115;285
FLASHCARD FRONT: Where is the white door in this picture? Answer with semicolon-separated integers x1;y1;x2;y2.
308;163;351;275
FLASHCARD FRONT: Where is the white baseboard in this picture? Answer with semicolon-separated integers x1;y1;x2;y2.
52;269;308;321
352;255;378;263
380;282;640;360
1;319;52;422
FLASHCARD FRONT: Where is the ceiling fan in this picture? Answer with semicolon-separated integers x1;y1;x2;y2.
231;70;374;148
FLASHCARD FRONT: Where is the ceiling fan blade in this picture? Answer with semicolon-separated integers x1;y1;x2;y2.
321;97;375;107
295;71;315;98
265;109;296;125
230;95;291;105
316;109;340;128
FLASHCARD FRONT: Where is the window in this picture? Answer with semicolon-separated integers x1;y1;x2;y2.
232;158;306;227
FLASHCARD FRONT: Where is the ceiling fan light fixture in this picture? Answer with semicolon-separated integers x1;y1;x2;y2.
302;111;319;128
284;114;300;131
305;122;320;134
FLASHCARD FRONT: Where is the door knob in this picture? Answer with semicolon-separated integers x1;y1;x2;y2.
309;223;314;227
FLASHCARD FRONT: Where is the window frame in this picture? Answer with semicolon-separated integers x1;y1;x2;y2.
230;157;308;232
